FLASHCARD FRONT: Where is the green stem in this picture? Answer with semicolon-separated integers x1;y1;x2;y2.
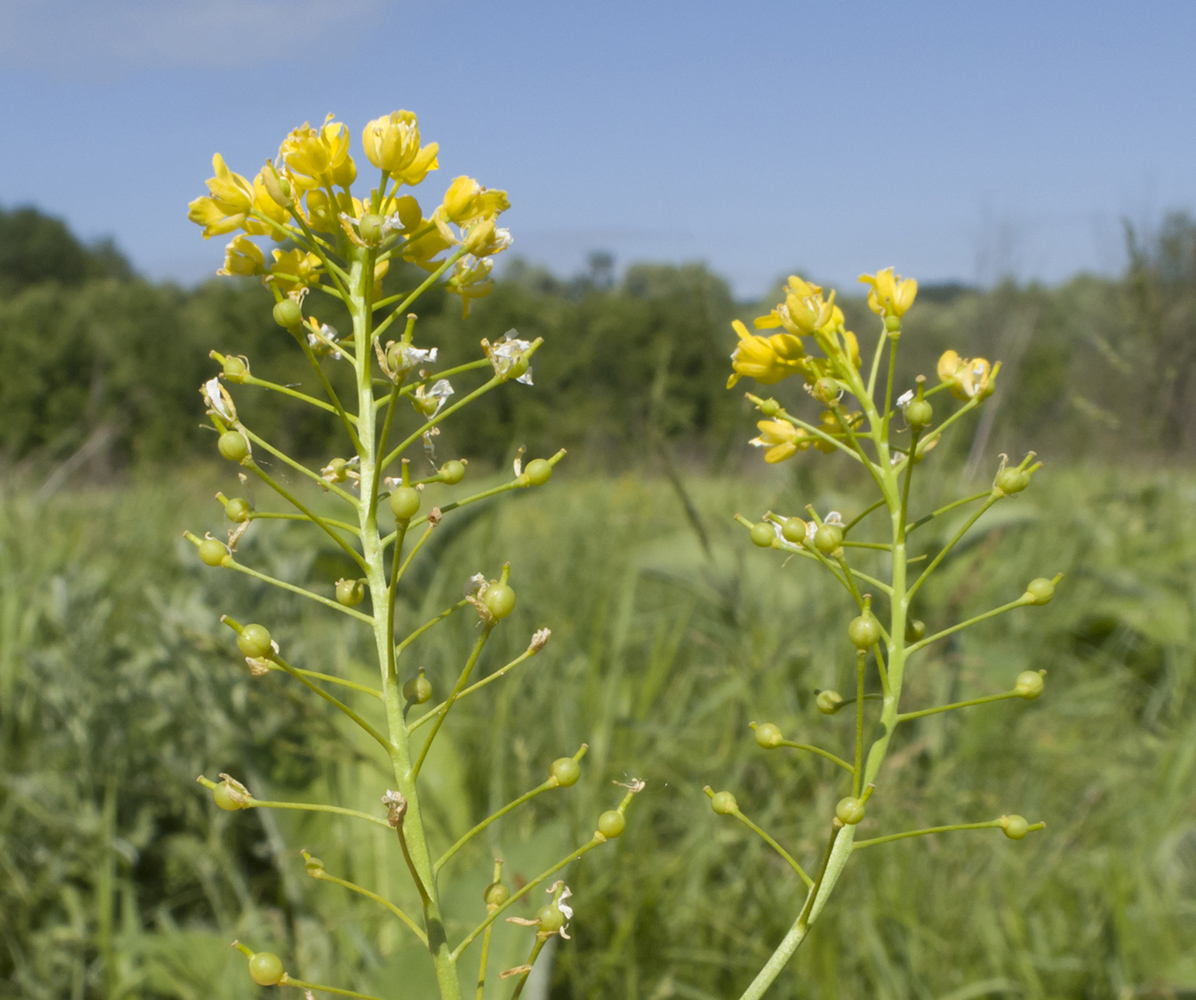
266;665;381;699
844;497;886;534
250;511;362;535
853;819;1044;850
508;937;549;1000
777;740;854;773
896;690;1022;722
273;655;392;752
279;976;386;1000
412;628;492;778
308;867;427;944
373;247;471;341
223;557;374;624
435;780;553;874
906;597;1029;655
474;925;494;1000
905;491;990;534
396;600;469;657
729;808;813;886
854;650;865;796
409;646;540;731
240;373;351;421
906;496;998;603
240;430;359;507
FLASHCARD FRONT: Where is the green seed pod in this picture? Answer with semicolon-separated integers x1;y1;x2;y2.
996;468;1030;494
782;517;807;544
222;355;247;381
848;613;882;649
273;299;302;329
816;689;844;714
483;881;510;907
754;723;784;750
759;398;780;417
358;213;384;244
524;458;552;486
1015;670;1045;699
597;810;626;838
1000;814;1030;840
537;903;566;932
224;497;252;523
813;377;841;404
237;624;273;659
217;431;249;462
440;460;466;485
483;583;516;620
213;781;243;811
198;539;227;566
248;951;285;987
710;791;737;815
814;523;843;555
1024;578;1055;605
550;757;581;787
750;522;776;548
884;315;902;333
403;673;433;704
836;796;866;825
335;578;366;607
904;618;925;642
389;486;421;521
906;399;933;429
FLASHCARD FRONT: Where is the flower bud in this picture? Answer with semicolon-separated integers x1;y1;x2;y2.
848;613;882;649
709;791;737;815
335;578;366;607
237;624;273;659
906;399;933;430
484;881;510;907
483;583;516;620
273;299;302;329
403;673;432;704
814;523;843;555
550;757;581;787
1000;814;1030;840
996;468;1030;494
835;796;866;825
759;398;780;417
782;517;807;544
225;497;252;523
218;431;249;462
1015;670;1045;699
389;486;421;521
198;539;227;566
750;522;776;548
1023;578;1055;605
248;952;285;987
440;460;466;484
597;810;625;838
753;722;784;749
816;689;844;714
524;458;552;486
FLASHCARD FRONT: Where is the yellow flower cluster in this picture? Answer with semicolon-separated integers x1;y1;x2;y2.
187;110;510;315
728;275;862;390
937;350;993;399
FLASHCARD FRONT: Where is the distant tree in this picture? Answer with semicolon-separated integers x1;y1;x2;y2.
0;205;132;294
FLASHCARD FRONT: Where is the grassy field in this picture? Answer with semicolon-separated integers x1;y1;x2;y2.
2;460;1194;1000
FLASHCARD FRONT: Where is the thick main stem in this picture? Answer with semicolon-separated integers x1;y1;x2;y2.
349;249;460;1000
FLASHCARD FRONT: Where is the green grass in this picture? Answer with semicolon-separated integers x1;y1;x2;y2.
2;462;1194;999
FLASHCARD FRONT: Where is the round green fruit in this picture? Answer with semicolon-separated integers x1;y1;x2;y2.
550;757;581;787
237;624;273;659
403;674;432;704
710;791;737;815
906;399;933;429
484;881;510;907
782;517;807;543
440;460;466;485
997;468;1030;494
483;584;516;620
1015;670;1045;699
537;904;566;932
217;431;249;462
750;522;776;548
524;458;552;486
224;497;252;523
848;613;882;649
272;299;302;329
389;486;421;521
754;723;784;749
213;781;242;811
1001;814;1030;840
816;690;844;715
814;523;843;555
597;810;626;838
358;213;384;244
836;796;866;825
248;951;284;986
198;539;227;566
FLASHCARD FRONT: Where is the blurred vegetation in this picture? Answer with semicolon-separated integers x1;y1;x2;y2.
2;466;1194;999
3;206;1196;999
3;206;1196;479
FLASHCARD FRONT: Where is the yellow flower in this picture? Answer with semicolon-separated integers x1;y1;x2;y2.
750;419;809;463
727;320;806;388
859;267;918;318
937;350;993;399
362;111;435;179
279;115;354;190
754;276;836;336
446;255;494;317
217;235;265;277
462;218;513;257
248;171;289;239
187;153;254;238
269;248;322;293
441;176;511;224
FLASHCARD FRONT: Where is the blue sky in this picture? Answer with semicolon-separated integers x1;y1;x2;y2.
3;0;1194;297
